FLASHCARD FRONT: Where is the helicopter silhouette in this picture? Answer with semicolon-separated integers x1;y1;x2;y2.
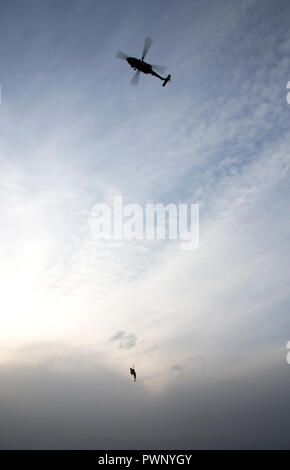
116;36;171;87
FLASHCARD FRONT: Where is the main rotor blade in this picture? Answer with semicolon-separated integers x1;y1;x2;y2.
116;50;128;60
151;64;167;75
130;70;141;85
142;36;153;60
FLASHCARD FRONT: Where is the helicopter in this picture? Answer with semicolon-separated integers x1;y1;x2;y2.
116;36;171;87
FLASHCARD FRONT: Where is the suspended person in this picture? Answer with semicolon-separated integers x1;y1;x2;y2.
130;366;136;382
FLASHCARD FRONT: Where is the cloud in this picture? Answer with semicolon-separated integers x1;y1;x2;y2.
109;331;137;350
119;334;137;350
109;331;125;342
1;0;290;448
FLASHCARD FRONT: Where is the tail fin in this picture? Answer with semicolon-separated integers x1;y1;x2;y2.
162;74;171;87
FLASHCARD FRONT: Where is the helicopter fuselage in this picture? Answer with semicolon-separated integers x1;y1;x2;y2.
126;57;153;74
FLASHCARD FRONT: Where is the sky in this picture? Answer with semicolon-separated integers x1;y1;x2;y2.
0;0;290;449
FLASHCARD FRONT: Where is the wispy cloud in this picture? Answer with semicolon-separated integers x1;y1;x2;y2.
109;331;137;349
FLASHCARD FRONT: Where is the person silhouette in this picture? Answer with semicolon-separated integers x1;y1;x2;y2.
130;366;136;382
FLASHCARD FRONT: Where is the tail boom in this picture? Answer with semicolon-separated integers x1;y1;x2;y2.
162;74;171;87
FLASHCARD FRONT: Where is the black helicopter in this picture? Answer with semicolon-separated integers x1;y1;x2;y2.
116;37;171;87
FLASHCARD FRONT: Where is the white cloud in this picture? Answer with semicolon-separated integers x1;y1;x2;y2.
0;0;289;399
